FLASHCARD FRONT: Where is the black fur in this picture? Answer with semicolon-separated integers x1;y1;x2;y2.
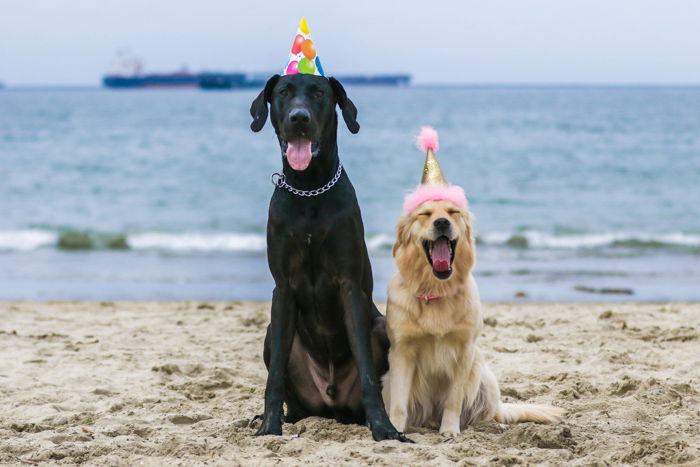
249;73;409;442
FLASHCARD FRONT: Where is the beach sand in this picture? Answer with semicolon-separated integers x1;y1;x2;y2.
0;301;698;466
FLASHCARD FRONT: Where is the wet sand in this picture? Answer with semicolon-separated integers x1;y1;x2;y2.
0;301;698;465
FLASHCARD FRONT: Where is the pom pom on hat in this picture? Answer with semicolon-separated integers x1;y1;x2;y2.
416;126;439;153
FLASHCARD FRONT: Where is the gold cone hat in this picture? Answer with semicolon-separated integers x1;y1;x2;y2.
417;126;446;184
421;148;447;184
404;126;468;214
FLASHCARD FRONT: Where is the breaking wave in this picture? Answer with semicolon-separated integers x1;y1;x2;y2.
477;231;700;250
1;229;699;254
128;232;266;252
0;230;56;251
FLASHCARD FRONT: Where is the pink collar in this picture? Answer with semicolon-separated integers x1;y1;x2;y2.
416;293;444;302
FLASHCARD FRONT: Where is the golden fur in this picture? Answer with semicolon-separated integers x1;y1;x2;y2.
382;200;564;435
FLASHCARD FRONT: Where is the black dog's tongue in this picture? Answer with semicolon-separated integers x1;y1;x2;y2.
286;139;313;171
432;237;451;272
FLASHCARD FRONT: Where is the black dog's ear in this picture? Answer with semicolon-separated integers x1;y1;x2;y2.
329;77;360;134
250;74;280;132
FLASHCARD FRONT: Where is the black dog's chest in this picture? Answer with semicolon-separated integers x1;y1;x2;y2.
269;198;333;271
282;222;334;290
268;196;354;341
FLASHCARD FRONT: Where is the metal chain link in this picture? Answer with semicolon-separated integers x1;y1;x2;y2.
271;163;343;197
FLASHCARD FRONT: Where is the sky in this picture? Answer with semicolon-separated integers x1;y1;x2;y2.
1;0;699;86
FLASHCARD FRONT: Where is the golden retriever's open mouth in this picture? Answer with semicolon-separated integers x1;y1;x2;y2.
422;236;457;280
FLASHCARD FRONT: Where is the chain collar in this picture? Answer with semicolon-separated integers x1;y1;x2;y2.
271;162;343;197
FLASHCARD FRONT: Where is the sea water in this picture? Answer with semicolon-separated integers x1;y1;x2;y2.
1;86;699;301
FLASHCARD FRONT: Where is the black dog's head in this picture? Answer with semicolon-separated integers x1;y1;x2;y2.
250;74;359;171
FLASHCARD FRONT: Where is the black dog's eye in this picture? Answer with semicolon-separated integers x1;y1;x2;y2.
279;89;289;96
313;90;325;98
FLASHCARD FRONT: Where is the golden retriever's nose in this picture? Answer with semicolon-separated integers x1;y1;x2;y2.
434;217;450;231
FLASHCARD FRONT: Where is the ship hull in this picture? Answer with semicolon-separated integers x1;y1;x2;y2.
102;75;198;88
103;73;411;89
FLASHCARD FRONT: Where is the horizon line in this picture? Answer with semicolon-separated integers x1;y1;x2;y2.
3;82;700;91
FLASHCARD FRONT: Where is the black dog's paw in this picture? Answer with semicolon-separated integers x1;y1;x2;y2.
248;414;263;428
370;420;414;443
380;430;414;443
254;414;283;436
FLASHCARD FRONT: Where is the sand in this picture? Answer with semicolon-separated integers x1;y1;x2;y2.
0;301;698;466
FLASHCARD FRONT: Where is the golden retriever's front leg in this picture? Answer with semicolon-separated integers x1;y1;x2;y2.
387;346;415;432
439;384;465;435
439;346;474;435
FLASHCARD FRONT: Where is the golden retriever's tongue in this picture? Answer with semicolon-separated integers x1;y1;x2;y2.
286;139;313;171
432;237;451;272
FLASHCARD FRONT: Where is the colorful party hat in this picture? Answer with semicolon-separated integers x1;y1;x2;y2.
283;17;325;77
403;127;468;214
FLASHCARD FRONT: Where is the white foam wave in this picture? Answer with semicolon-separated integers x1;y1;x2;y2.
130;232;395;253
653;232;700;246
0;230;57;251
525;232;623;249
1;229;698;253
366;233;394;251
479;231;700;249
478;231;512;245
128;232;267;252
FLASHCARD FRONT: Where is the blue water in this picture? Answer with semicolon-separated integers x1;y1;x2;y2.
1;86;699;301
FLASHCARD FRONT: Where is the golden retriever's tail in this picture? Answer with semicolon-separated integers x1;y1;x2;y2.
495;403;565;424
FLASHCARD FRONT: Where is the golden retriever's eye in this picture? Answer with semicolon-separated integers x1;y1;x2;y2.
447;210;460;215
313;90;325;98
418;211;432;217
279;89;289;96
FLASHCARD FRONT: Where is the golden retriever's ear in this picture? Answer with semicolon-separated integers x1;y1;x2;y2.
464;211;474;238
393;215;412;258
463;217;472;240
459;209;474;239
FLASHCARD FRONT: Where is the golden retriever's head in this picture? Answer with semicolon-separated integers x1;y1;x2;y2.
393;200;475;294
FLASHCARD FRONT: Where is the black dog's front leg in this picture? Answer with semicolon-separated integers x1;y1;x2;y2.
256;285;297;436
341;282;412;442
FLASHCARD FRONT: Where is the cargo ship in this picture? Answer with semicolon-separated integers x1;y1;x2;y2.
102;54;411;90
197;73;246;89
196;73;410;89
324;74;411;86
102;54;198;88
103;71;199;88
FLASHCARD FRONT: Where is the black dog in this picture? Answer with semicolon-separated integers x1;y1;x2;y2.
250;73;409;442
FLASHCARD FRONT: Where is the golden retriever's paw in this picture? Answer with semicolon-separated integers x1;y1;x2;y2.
439;416;461;436
439;428;461;437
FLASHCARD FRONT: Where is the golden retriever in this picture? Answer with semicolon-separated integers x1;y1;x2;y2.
382;198;564;435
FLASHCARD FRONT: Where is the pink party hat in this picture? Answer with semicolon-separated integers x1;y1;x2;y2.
403;127;468;214
283;17;325;76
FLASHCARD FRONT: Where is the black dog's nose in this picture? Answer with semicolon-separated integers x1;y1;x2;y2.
434;218;450;231
289;108;310;124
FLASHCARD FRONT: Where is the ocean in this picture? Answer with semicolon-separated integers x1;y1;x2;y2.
1;86;699;301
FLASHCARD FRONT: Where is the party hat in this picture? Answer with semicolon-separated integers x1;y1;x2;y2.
403;127;468;214
283;17;325;76
417;126;447;184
